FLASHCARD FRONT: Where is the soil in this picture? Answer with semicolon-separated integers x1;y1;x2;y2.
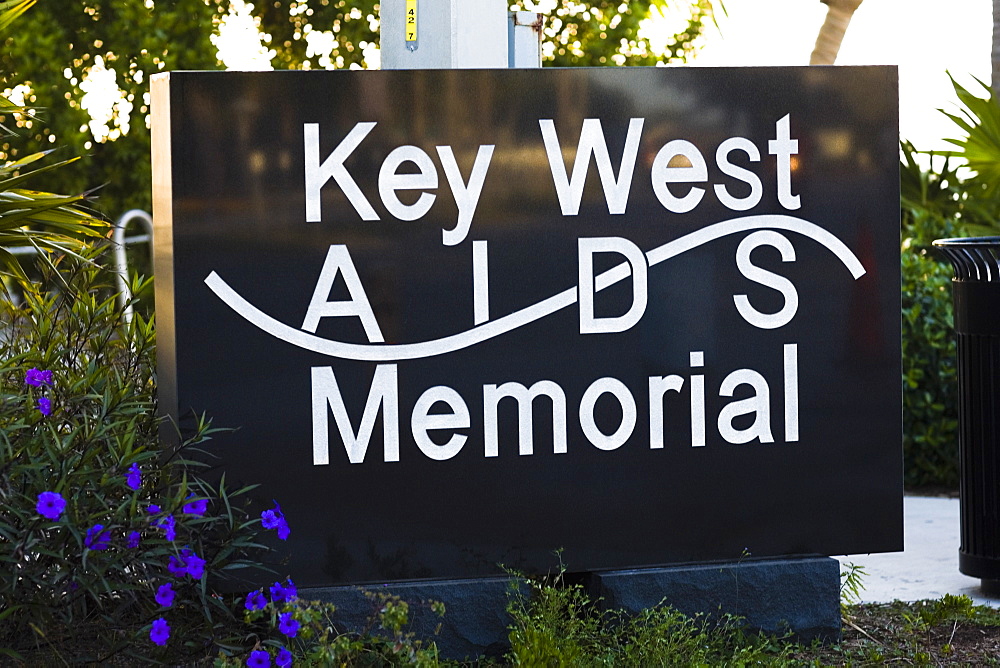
802;601;1000;666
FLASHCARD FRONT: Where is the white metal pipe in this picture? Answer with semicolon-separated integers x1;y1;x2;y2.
113;209;153;323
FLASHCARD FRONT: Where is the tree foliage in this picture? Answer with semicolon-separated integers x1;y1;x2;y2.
1;0;224;219
520;0;715;66
0;0;106;284
1;0;715;221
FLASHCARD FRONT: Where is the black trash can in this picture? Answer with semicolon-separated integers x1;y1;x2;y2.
933;237;1000;593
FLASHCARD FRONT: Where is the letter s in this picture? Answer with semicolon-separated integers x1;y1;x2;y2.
733;230;798;329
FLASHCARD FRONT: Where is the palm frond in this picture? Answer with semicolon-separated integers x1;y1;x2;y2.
0;0;34;33
941;74;1000;196
0;0;107;281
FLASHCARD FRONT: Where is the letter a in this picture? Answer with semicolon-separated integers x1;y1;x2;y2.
302;245;385;342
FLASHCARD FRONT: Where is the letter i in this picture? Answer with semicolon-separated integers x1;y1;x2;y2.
690;351;705;447
473;240;489;325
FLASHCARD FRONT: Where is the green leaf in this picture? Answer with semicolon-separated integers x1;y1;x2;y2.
0;0;34;33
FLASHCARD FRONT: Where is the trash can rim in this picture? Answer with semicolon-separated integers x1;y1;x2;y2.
933;236;1000;247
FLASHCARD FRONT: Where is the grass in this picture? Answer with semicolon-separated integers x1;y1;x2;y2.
474;567;1000;667
9;578;1000;665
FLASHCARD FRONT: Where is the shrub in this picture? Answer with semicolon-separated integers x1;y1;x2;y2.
900;242;959;489
0;249;267;663
0;247;451;664
899;141;962;490
504;564;794;666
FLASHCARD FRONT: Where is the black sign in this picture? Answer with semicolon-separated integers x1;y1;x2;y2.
152;67;901;586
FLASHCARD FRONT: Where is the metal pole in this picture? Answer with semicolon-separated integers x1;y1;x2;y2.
380;0;541;69
508;11;543;68
378;1;541;327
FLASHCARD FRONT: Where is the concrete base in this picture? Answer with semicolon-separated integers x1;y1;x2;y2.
303;557;840;660
304;576;526;661
587;557;841;641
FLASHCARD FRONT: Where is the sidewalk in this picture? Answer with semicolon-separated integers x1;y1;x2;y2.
835;496;1000;608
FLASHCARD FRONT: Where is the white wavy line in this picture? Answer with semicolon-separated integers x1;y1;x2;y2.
204;214;866;362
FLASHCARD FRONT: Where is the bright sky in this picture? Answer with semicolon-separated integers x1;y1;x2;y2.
690;0;992;151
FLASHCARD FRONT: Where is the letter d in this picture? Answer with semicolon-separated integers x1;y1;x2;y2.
578;237;648;334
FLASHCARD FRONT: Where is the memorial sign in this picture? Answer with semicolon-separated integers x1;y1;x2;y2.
152;67;901;586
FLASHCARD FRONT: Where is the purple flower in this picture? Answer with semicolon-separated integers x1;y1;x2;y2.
155;582;175;607
36;491;66;520
269;582;286;603
244;589;267;611
261;502;290;541
260;505;282;530
168;548;205;579
154;514;176;541
276;647;292;668
278;612;300;638
126;463;141;490
163;516;176;541
127;530;141;548
37;396;51;416
269;578;297;603
25;368;53;387
183;494;208;516
147;503;161;514
184;550;206;579
166;554;186;577
84;524;111;550
269;517;290;540
247;649;271;668
150;617;170;646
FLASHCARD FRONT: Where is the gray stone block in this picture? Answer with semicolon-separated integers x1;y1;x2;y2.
303;576;526;660
589;557;841;641
302;558;840;660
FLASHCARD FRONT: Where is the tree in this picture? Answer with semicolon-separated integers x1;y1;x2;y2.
809;0;863;65
1;1;716;221
517;0;716;67
0;0;105;284
1;0;225;220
